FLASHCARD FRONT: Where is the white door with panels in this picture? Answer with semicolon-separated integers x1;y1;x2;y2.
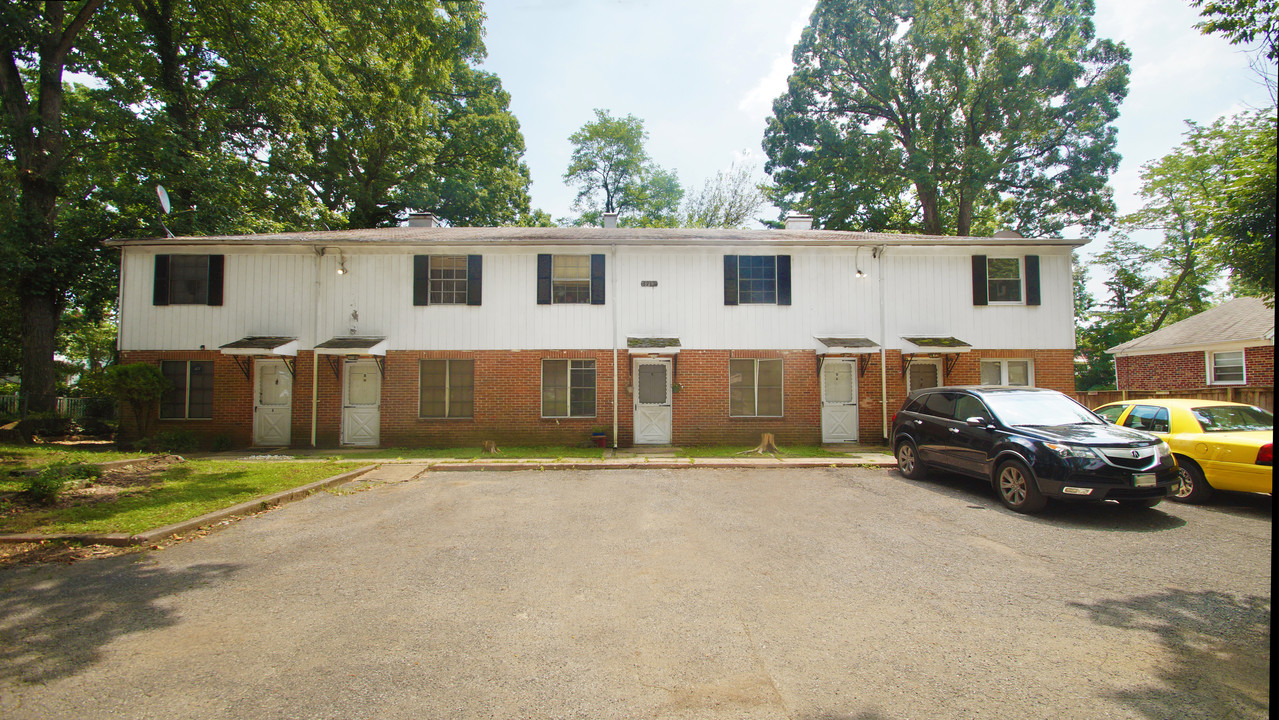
907;359;942;392
342;359;381;446
253;359;292;446
633;358;673;445
821;359;859;443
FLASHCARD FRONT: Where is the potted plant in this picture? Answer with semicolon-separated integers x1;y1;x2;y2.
591;425;609;447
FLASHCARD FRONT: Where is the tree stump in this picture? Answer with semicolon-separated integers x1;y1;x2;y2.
737;432;780;455
481;440;500;454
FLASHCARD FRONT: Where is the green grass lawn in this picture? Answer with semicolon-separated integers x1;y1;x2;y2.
0;444;150;471
1;458;361;536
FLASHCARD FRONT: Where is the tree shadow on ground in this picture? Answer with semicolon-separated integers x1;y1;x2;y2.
1070;589;1271;719
897;470;1187;532
0;556;239;684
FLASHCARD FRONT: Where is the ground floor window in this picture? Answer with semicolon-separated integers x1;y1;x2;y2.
730;358;783;417
419;359;474;418
980;359;1033;387
1209;351;1245;384
160;360;213;419
542;359;596;417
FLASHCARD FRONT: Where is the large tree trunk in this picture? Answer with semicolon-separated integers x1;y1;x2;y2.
19;292;61;414
916;184;944;235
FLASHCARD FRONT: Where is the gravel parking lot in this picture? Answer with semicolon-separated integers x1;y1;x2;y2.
0;466;1270;719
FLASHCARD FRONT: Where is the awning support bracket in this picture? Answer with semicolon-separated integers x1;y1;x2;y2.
232;355;252;382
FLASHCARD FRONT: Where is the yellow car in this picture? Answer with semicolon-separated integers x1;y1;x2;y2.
1093;399;1273;503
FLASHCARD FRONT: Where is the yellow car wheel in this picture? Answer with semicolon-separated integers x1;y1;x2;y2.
1172;457;1213;504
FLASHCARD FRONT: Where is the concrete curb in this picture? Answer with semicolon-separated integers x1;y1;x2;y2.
0;464;377;548
421;458;897;472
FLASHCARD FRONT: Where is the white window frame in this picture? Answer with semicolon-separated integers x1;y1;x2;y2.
986;256;1024;305
541;359;597;418
980;358;1035;387
729;358;784;418
1207;350;1246;385
427;255;469;305
551;255;592;305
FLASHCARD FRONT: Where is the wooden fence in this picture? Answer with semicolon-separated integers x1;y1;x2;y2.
1071;387;1274;412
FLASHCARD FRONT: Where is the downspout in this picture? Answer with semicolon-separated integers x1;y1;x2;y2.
878;245;889;442
611;243;619;449
311;248;323;447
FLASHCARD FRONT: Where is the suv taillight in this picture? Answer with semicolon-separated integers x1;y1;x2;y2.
891;412;897;424
1258;443;1273;466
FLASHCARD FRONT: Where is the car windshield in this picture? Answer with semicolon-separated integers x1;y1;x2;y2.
982;392;1104;427
1190;405;1273;432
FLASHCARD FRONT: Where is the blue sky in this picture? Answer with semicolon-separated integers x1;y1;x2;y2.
480;0;1273;253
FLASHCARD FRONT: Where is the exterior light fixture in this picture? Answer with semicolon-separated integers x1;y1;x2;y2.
337;250;348;275
855;246;866;278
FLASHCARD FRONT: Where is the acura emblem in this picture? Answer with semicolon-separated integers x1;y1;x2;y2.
1131;450;1141;458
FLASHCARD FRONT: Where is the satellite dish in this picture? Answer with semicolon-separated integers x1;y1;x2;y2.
156;185;171;214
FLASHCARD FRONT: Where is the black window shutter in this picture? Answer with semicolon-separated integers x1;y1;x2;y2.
206;255;224;306
467;255;482;306
536;254;552;304
413;255;430;306
1024;255;1041;306
972;255;988;306
590;254;605;305
723;255;739;306
777;255;792;305
153;255;170;306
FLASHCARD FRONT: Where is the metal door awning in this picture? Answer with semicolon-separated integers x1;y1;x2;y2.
315;337;388;380
627;337;681;383
815;337;879;377
219;337;299;379
900;336;971;379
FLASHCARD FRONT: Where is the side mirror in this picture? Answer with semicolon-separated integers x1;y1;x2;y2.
965;416;991;429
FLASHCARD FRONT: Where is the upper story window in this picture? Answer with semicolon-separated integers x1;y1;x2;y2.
972;254;1040;307
537;254;605;305
153;254;224;306
723;254;791;305
160;360;213;419
413;255;481;306
1209;350;1245;384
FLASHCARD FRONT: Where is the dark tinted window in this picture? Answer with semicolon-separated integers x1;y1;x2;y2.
921;393;957;419
954;395;989;421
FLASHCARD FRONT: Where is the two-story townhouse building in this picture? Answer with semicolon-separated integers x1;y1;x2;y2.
108;216;1083;449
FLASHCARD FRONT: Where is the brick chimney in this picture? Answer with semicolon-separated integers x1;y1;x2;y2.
408;212;437;228
784;214;813;230
602;212;619;229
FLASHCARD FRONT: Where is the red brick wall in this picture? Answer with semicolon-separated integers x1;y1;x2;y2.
119;346;1079;449
1115;344;1274;391
116;351;253;447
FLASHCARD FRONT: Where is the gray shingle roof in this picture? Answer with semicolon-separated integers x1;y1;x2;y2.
105;225;1085;249
1107;297;1275;354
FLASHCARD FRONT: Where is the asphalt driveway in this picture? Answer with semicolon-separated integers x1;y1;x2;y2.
0;466;1270;719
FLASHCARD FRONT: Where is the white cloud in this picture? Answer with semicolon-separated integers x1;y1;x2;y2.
737;1;817;118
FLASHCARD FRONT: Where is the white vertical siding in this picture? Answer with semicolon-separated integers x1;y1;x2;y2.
118;242;1076;352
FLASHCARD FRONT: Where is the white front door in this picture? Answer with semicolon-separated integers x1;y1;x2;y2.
821;359;859;443
253;359;292;446
342;359;381;446
633;358;673;445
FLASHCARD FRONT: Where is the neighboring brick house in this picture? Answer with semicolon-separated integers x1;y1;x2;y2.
1108;297;1275;393
107;214;1083;449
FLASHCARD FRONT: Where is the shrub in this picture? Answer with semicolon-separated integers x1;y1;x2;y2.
24;461;102;505
135;429;200;453
211;434;233;452
17;412;73;438
106;364;169;438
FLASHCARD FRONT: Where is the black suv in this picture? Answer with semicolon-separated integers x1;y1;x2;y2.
891;386;1179;513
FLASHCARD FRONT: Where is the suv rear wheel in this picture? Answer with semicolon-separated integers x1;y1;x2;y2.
896;439;928;480
995;458;1047;513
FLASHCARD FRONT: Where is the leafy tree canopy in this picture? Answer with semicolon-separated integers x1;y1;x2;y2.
764;0;1130;237
564;109;683;227
682;161;767;229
